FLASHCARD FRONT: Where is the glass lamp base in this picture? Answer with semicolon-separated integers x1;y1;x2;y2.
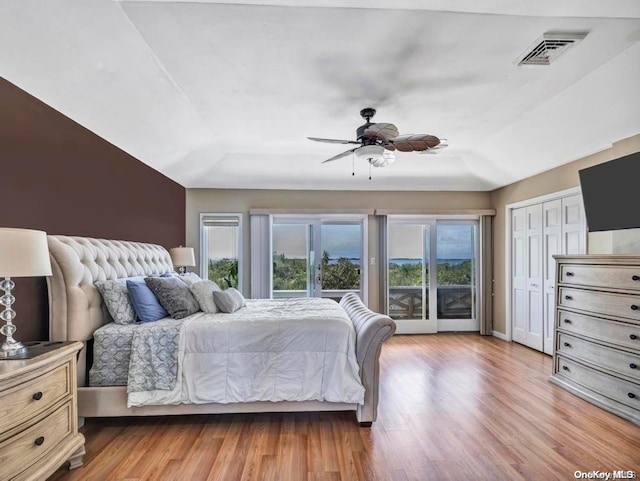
0;339;28;358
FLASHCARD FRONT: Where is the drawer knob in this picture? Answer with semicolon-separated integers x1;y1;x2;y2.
630;363;638;369
32;391;43;401
565;272;574;277
628;393;636;399
565;295;573;300
633;275;640;281
562;365;569;371
632;305;639;311
34;436;45;446
631;334;638;340
563;342;571;348
564;319;572;324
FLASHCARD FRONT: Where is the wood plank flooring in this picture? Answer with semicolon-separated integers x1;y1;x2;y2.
49;334;640;481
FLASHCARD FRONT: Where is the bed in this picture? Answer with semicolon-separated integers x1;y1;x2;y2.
46;235;396;425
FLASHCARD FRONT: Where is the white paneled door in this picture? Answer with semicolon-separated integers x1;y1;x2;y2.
512;207;528;346
511;192;585;353
543;200;562;355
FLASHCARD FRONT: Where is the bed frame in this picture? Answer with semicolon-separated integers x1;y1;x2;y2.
46;235;396;425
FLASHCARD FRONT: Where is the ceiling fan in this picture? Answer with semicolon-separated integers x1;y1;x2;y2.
308;108;444;167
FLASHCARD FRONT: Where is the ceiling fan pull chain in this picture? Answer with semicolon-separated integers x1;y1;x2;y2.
352;154;355;176
369;161;372;180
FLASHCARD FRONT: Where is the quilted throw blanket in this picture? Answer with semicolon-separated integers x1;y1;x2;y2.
127;319;185;393
127;298;365;407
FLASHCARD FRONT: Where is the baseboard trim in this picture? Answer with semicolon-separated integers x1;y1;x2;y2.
492;330;508;341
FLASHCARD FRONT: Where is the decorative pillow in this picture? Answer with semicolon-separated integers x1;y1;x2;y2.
189;280;222;314
212;288;246;313
144;276;200;319
95;277;142;325
176;272;202;286
126;279;169;323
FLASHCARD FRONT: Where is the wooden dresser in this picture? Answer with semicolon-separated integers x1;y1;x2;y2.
550;255;640;425
0;341;85;480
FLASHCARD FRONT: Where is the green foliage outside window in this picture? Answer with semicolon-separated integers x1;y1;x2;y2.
388;260;472;287
208;258;238;288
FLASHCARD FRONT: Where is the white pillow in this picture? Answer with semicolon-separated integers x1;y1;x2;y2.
177;272;202;286
212;288;246;313
189;280;222;314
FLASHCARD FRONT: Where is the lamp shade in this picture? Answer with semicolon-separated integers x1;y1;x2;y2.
169;246;196;267
355;145;395;167
0;228;52;277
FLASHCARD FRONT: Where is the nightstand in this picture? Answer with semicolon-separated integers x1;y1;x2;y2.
0;341;85;480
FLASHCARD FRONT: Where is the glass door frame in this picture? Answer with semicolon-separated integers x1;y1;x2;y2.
386;215;480;334
270;214;368;301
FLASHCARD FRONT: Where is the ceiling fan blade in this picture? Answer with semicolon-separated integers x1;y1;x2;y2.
362;123;399;141
308;137;360;145
389;134;440;152
382;141;396;151
321;147;358;164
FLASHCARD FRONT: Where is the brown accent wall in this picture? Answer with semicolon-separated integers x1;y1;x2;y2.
0;78;185;341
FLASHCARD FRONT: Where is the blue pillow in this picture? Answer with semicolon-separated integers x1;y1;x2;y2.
126;279;169;323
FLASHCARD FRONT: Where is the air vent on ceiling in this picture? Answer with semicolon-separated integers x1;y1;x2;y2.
516;32;588;66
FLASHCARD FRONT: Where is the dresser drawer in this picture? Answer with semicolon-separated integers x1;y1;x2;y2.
560;264;640;290
557;332;640;382
558;287;640;321
557;309;640;349
0;401;73;479
0;363;71;436
556;356;640;410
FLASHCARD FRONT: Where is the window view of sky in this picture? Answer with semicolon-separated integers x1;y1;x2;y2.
272;224;361;259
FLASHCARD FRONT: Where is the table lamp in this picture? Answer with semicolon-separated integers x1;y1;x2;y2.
169;246;195;275
0;228;52;357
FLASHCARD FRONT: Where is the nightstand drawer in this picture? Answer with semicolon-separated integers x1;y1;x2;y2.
558;287;640;321
556;356;640;410
0;401;73;479
560;264;640;290
557;332;640;382
0;362;71;435
557;309;640;349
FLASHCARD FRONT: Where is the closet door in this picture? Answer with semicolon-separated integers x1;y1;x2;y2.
562;194;586;255
542;200;562;355
525;204;544;351
512;207;528;345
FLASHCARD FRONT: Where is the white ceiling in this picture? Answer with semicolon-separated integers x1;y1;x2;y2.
1;0;639;191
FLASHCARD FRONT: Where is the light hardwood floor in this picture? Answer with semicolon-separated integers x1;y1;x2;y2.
49;334;640;481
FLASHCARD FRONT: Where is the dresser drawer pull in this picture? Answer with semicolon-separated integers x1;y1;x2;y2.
562;365;569;371
563;342;571;348
632;305;639;311
633;275;640;281
565;272;574;277
563;319;572;324
630;363;638;370
628;393;636;399
32;391;43;401
565;295;573;300
631;334;638;340
34;436;45;446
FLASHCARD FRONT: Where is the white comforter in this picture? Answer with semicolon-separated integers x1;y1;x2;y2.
128;298;365;407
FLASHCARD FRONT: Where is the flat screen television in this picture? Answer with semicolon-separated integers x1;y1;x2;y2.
579;151;640;232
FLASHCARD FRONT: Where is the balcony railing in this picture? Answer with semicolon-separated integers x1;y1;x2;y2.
388;285;474;320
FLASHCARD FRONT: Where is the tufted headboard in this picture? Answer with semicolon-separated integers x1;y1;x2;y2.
47;236;174;343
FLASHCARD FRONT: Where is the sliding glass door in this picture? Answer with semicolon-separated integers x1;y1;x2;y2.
271;216;365;301
387;217;479;332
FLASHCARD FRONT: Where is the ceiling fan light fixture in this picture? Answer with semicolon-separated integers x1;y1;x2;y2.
355;145;395;167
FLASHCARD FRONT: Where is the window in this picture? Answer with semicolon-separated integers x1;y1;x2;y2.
387;216;479;332
271;215;367;301
200;213;242;291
